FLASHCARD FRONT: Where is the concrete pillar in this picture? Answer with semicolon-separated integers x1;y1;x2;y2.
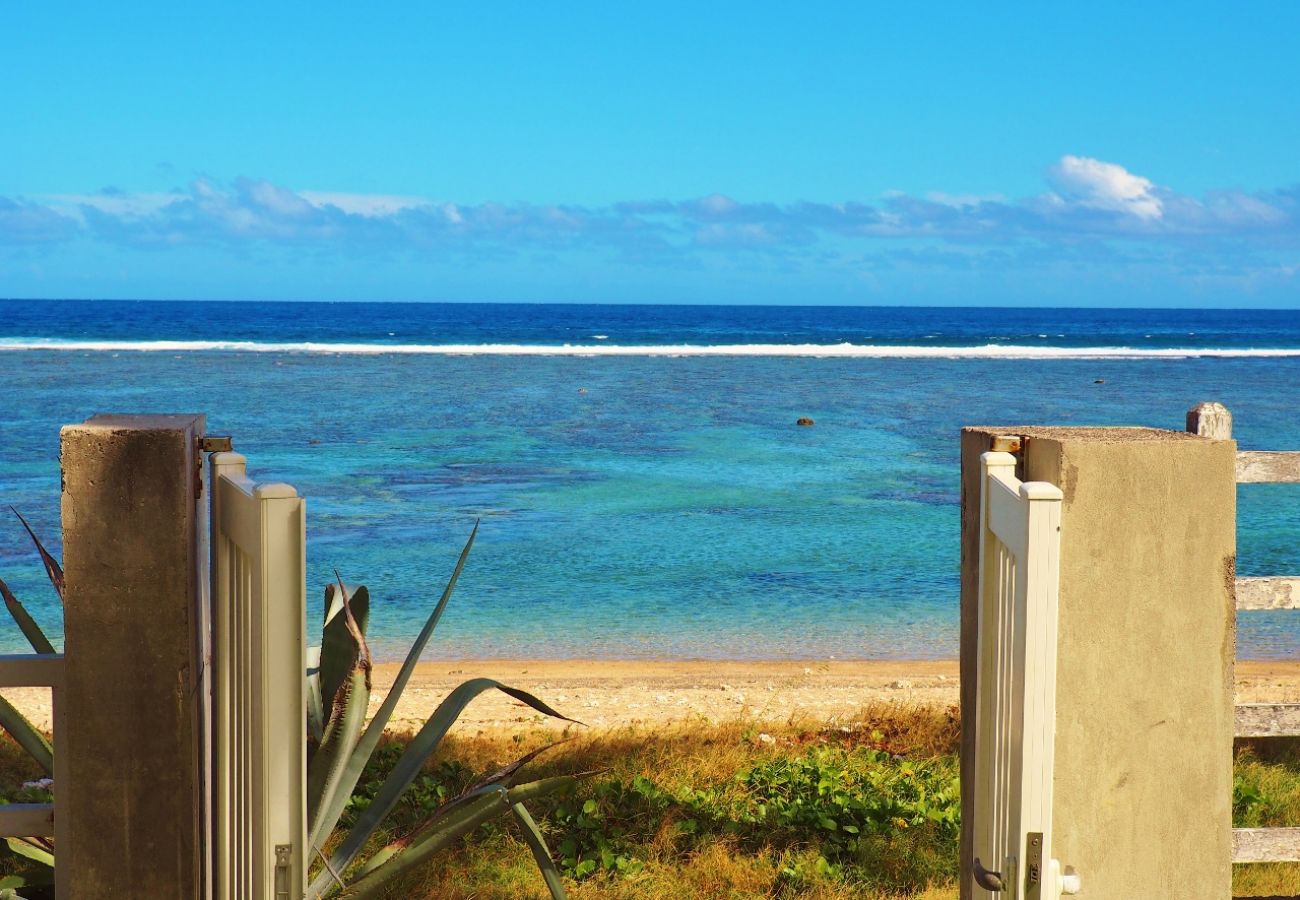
60;415;206;898
960;427;1236;900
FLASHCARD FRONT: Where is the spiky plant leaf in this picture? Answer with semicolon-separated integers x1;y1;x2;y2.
9;510;62;603
328;776;582;900
511;801;566;900
303;527;479;856
325;789;508;899
306;667;369;850
306;646;325;746
0;577;54;655
308;679;578;898
357;522;475;751
0;697;51;776
375;740;566;850
317;584;369;720
2;839;52;869
461;739;565;798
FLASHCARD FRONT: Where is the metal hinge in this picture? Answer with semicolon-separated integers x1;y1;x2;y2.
194;436;234;498
274;844;293;899
991;434;1023;455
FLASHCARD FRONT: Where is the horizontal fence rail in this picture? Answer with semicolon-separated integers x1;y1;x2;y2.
1237;451;1300;484
1232;827;1300;864
1235;577;1300;611
1234;704;1300;739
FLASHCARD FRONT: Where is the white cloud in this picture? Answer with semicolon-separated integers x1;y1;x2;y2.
42;191;177;219
1048;155;1164;221
299;191;427;218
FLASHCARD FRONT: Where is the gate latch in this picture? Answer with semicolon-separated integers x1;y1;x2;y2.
1026;832;1043;886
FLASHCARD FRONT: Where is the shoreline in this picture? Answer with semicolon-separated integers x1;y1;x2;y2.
3;659;1296;734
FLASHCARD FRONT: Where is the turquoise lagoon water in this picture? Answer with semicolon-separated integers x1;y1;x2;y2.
2;301;1299;660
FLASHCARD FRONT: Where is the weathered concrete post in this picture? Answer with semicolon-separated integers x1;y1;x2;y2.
60;415;207;898
960;427;1236;900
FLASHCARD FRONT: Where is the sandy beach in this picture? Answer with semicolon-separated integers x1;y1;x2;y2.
4;658;1297;734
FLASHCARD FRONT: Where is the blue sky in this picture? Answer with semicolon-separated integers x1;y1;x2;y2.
3;2;1300;306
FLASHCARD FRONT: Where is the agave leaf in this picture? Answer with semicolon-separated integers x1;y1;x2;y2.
343;782;507;886
306;668;369;850
306;646;325;745
462;739;565;797
309;678;579;898
0;697;52;776
330;777;581;900
317;583;369;720
324;789;510;899
9;510;62;603
336;569;371;679
304;526;480;856
0;577;55;655
504;773;590;805
356;523;476;752
511;801;567;900
323;582;344;626
2;838;53;869
384;740;568;848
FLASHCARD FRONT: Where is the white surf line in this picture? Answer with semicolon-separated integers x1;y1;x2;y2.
2;339;1300;359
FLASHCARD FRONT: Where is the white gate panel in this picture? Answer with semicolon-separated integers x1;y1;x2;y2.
211;452;306;900
971;451;1078;899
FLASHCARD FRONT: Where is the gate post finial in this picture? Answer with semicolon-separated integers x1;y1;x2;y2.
1187;402;1233;439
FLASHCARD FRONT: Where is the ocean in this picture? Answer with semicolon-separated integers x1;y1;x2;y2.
2;299;1299;660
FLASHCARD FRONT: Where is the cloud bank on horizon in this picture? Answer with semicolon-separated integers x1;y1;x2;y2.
3;155;1298;305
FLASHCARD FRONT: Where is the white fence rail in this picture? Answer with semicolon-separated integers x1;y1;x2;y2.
971;451;1078;899
211;452;306;900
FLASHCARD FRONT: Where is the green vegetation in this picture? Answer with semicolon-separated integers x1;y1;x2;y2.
342;717;1300;900
1;699;1298;897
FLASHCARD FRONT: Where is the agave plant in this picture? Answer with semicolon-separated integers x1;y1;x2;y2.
0;512;583;900
303;524;585;899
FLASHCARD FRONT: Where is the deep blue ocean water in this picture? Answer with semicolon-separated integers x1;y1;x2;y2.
2;299;1299;660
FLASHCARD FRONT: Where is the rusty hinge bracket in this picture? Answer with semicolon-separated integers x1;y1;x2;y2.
991;434;1023;455
198;436;233;454
195;436;234;498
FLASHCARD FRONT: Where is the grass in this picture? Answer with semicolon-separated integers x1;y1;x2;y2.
1;704;1297;898
331;705;1300;899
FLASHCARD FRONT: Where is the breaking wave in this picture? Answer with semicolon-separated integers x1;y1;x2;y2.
2;338;1300;358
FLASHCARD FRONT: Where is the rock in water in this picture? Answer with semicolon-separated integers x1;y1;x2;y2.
796;417;815;426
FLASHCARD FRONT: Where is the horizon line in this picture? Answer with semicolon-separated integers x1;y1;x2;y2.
4;297;1300;313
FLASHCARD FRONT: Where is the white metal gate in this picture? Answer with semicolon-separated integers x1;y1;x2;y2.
210;451;306;900
971;451;1078;899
